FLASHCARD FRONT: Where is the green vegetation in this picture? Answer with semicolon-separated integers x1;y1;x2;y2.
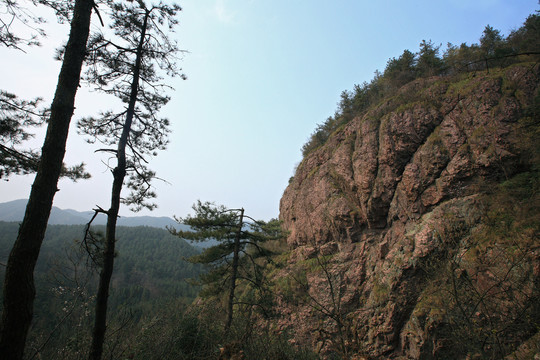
1;220;318;359
301;13;540;158
79;2;183;357
0;222;202;306
120;304;318;360
171;201;283;330
0;222;202;359
0;1;94;355
0;91;46;178
412;165;540;359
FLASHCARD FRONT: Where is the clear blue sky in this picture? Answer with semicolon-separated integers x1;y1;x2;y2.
0;0;538;221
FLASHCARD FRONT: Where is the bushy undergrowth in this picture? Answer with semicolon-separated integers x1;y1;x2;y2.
413;165;540;359
124;300;318;360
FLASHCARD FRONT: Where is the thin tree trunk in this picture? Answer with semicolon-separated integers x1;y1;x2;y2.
87;162;124;360
0;1;93;359
88;9;149;360
225;208;244;331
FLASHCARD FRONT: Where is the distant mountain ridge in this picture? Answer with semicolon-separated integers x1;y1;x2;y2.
0;199;178;228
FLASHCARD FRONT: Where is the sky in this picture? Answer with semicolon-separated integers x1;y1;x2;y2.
0;0;538;221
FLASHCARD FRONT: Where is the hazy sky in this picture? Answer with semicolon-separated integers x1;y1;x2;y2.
0;0;538;221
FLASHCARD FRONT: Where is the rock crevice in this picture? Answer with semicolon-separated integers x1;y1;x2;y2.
277;65;540;359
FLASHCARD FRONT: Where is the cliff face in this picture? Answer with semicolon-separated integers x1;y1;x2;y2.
276;64;540;359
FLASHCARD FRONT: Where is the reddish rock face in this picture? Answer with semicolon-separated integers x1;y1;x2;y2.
276;65;540;359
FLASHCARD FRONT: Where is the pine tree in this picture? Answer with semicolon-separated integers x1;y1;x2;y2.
0;0;91;180
0;0;94;358
0;90;46;178
171;201;283;330
416;39;444;77
77;2;184;359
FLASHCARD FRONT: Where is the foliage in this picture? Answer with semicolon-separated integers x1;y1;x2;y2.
414;169;540;359
120;301;318;360
173;201;282;285
0;89;90;181
506;12;540;54
300;13;540;158
0;222;202;359
276;251;364;359
78;0;184;211
416;39;445;77
0;0;79;50
127;306;220;360
0;90;46;178
0;0;94;357
76;2;184;358
0;0;45;49
0;71;89;181
382;49;416;91
0;1;93;181
172;201;284;330
0;1;45;178
480;25;504;58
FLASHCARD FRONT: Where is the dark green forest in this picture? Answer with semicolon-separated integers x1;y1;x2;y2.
0;222;202;359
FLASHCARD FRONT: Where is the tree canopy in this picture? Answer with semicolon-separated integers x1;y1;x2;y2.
79;0;185;211
0;90;46;178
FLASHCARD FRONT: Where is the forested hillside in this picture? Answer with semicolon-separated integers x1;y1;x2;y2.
0;222;202;358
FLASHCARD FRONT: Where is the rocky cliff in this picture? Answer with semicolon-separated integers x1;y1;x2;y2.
275;64;540;359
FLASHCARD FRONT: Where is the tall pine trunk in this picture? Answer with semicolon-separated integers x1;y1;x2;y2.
0;1;93;359
88;10;149;360
225;208;244;331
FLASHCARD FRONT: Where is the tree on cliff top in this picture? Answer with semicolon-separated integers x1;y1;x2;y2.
300;12;540;159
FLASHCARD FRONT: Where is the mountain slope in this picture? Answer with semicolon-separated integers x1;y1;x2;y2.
274;64;540;359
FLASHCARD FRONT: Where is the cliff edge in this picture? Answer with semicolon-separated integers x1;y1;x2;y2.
276;64;540;359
